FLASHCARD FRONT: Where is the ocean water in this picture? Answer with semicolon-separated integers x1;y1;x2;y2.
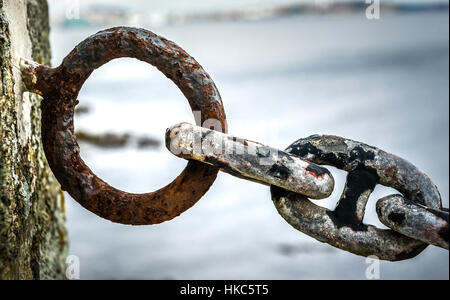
49;11;449;279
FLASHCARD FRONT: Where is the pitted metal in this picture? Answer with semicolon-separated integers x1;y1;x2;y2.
166;123;334;199
377;195;448;249
271;135;443;261
21;27;227;225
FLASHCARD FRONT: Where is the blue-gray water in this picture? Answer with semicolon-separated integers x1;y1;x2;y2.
50;11;449;279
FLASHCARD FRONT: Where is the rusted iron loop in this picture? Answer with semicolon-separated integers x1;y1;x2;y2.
22;27;227;225
271;135;443;261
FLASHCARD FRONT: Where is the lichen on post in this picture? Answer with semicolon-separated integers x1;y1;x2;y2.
0;0;67;279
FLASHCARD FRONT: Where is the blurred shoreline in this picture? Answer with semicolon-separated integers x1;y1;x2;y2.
51;0;450;28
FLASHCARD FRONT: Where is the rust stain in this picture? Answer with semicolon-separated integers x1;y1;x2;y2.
25;27;227;225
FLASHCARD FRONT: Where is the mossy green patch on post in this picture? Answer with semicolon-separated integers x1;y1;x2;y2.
0;0;67;280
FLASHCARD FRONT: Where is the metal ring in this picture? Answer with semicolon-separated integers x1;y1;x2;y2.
28;27;227;225
271;135;442;261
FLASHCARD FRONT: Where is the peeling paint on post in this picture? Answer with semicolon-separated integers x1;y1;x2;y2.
0;0;67;279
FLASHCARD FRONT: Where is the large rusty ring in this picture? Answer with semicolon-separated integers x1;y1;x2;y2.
26;27;227;225
271;135;442;261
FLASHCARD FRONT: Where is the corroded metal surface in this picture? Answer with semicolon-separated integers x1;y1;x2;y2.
166;123;334;199
21;27;227;225
19;26;447;260
271;135;443;261
377;195;449;249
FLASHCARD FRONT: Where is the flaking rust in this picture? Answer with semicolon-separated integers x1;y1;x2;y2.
20;27;227;225
166;123;334;199
271;135;444;261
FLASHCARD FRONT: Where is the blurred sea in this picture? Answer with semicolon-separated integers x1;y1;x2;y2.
48;1;449;279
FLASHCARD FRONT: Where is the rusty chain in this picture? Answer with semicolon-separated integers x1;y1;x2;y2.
20;27;448;261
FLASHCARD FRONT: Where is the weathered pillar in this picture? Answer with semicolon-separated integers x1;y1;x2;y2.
0;0;67;279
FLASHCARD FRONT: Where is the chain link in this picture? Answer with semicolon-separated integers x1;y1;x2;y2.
166;122;334;199
377;196;448;249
